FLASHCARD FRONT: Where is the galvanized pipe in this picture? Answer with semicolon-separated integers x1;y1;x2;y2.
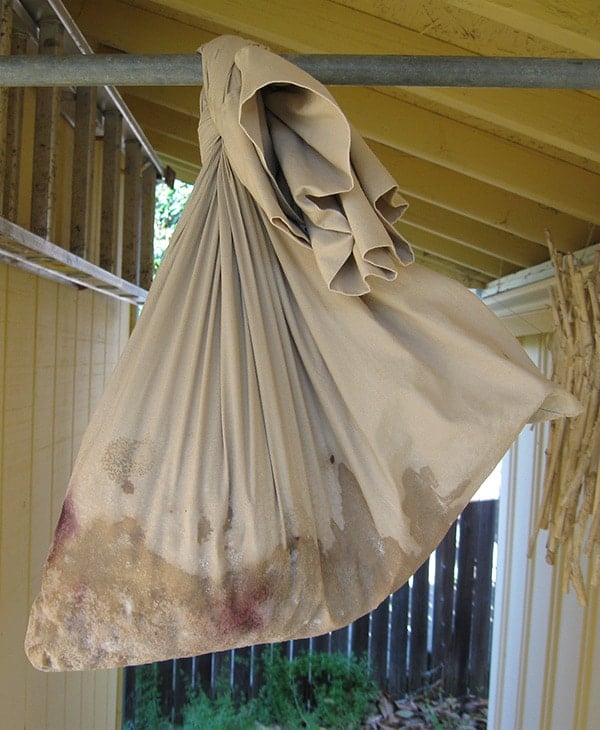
0;53;599;88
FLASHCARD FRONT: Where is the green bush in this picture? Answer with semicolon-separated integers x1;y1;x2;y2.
254;649;377;730
179;649;376;729
131;649;377;729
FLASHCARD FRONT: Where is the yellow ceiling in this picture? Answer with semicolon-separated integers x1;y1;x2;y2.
64;0;600;286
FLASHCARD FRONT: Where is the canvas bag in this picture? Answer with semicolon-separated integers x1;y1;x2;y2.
26;36;580;671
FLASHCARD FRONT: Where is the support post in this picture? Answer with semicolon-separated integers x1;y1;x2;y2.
139;163;156;290
30;17;64;240
99;108;123;274
122;138;142;284
3;28;27;220
0;0;13;214
70;86;97;258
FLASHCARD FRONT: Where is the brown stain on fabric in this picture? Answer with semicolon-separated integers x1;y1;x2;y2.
25;517;307;671
197;516;213;544
401;466;445;542
101;437;155;493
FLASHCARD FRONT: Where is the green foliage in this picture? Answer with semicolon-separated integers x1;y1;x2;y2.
153;179;192;273
134;664;171;730
131;649;377;729
256;649;377;730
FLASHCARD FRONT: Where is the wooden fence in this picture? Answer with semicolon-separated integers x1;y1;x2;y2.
123;499;498;726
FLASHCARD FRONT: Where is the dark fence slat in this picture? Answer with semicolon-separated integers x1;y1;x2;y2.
330;625;350;656
292;637;311;657
233;646;252;701
352;613;370;659
450;504;478;696
408;560;430;690
211;650;232;696
370;596;390;688
388;582;409;696
193;652;212;696
123;666;136;725
173;657;193;724
312;632;331;654
469;500;498;694
250;644;271;699
432;522;457;676
156;659;175;720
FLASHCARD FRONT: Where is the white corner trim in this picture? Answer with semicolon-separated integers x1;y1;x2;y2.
480;243;600;337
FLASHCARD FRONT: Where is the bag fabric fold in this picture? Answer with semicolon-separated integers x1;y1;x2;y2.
26;35;580;671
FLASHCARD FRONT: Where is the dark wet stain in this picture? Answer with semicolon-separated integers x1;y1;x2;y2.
101;437;154;491
329;454;335;464
197;516;213;544
401;466;443;542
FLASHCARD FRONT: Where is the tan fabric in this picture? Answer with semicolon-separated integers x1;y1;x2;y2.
26;36;580;671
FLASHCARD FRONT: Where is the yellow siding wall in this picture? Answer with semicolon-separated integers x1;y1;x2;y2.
0;261;131;729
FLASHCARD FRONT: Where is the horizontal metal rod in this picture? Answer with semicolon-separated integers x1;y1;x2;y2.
0;53;599;88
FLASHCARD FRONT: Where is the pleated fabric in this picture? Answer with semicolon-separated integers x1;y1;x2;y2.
26;36;580;671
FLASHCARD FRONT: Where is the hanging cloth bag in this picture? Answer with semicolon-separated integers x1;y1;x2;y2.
26;36;580;671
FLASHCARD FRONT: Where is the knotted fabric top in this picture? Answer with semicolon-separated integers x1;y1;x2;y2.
198;36;414;296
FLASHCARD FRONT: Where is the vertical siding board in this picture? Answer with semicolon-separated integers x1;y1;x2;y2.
408;560;430;690
0;267;36;729
25;276;57;729
90;293;108;412
93;669;109;730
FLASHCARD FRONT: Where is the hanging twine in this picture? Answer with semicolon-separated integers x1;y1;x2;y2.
530;235;600;605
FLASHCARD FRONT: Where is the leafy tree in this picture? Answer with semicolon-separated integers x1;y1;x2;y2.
154;179;193;273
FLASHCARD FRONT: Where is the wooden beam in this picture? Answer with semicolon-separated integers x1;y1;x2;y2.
139;164;156;290
100;109;123;275
122;94;199;147
70;87;97;259
412;250;491;288
397;223;515;279
445;0;600;57
0;0;12;215
3;29;27;221
333;86;600;224
143;129;199;169
368;141;596;251
122;139;142;284
30;18;64;240
401;196;547;268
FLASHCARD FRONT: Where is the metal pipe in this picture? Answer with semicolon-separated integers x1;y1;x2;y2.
0;53;599;88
